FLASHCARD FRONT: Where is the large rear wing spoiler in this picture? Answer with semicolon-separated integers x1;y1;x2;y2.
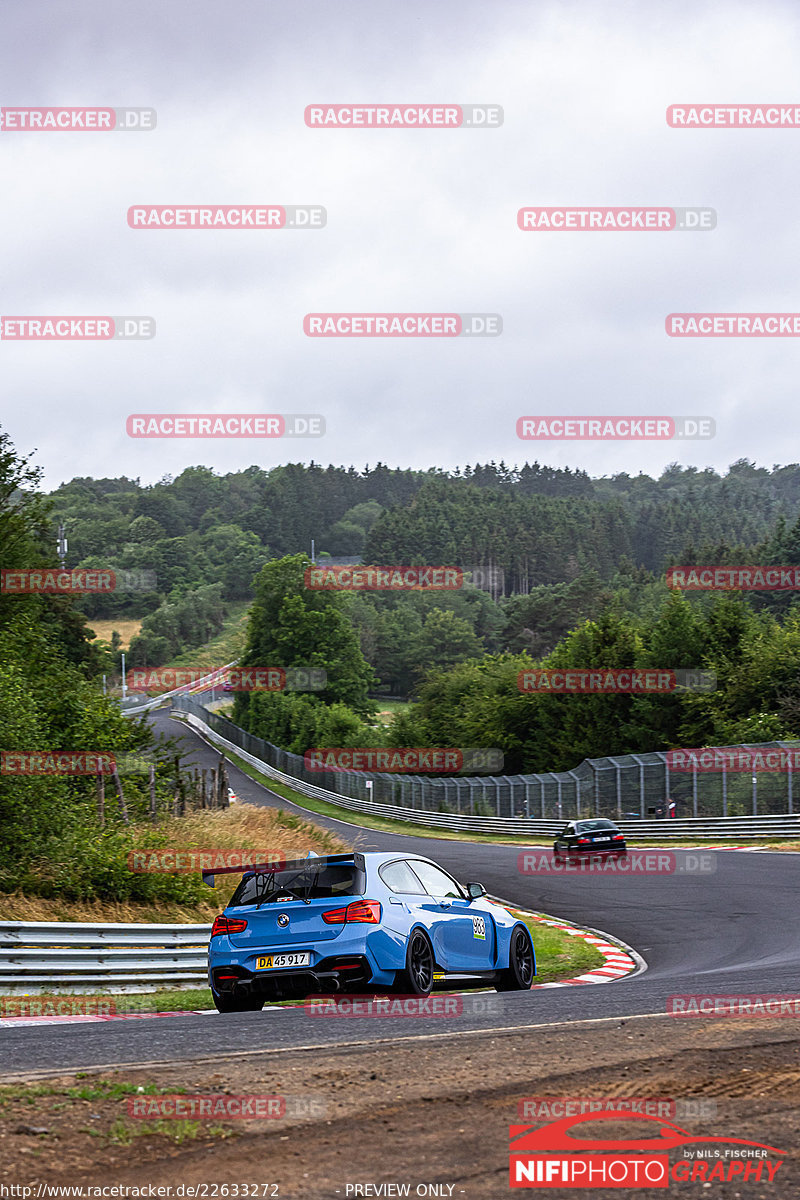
201;850;362;888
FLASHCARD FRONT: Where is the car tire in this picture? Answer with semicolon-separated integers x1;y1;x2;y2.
211;989;265;1013
495;926;535;992
393;929;434;996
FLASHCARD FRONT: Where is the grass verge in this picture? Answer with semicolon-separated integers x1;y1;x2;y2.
1;803;348;923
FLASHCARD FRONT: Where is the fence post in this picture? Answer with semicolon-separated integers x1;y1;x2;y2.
615;765;622;820
112;768;129;824
722;764;727;817
96;771;105;827
789;760;793;815
639;762;645;818
149;764;157;823
693;761;698;818
752;770;758;817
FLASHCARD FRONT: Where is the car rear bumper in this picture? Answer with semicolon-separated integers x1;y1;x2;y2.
555;844;627;855
210;953;396;999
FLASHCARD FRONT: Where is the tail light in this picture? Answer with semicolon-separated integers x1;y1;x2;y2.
322;900;382;925
613;834;625;841
576;837;591;845
211;915;248;937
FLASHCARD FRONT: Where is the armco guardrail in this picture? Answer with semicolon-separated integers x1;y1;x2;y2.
176;707;800;839
0;922;211;994
173;697;800;822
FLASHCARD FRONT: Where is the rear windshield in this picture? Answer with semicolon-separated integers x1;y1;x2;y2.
229;862;363;906
575;820;617;832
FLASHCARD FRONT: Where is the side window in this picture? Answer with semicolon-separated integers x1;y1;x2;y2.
379;860;426;894
409;860;464;899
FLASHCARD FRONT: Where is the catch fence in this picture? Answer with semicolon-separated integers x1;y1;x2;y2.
172;698;799;822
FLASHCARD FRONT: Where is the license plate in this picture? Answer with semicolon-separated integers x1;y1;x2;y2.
256;952;311;970
594;837;611;842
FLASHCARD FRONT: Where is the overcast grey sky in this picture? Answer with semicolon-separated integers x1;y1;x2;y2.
1;0;799;488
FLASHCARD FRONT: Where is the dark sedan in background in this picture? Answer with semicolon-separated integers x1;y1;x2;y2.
553;818;627;857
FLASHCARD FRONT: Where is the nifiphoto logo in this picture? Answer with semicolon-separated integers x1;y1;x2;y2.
126;414;324;438
517;416;715;440
509;1113;785;1187
127;205;325;228
303;313;501;336
518;206;715;231
304;103;503;128
1;316;155;340
1;106;156;131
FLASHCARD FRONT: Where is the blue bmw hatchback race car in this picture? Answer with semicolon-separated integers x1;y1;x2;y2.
205;851;536;1011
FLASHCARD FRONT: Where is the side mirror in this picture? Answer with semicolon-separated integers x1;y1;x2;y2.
467;882;487;900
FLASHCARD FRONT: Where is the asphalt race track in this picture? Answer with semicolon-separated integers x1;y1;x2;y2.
4;704;799;1075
